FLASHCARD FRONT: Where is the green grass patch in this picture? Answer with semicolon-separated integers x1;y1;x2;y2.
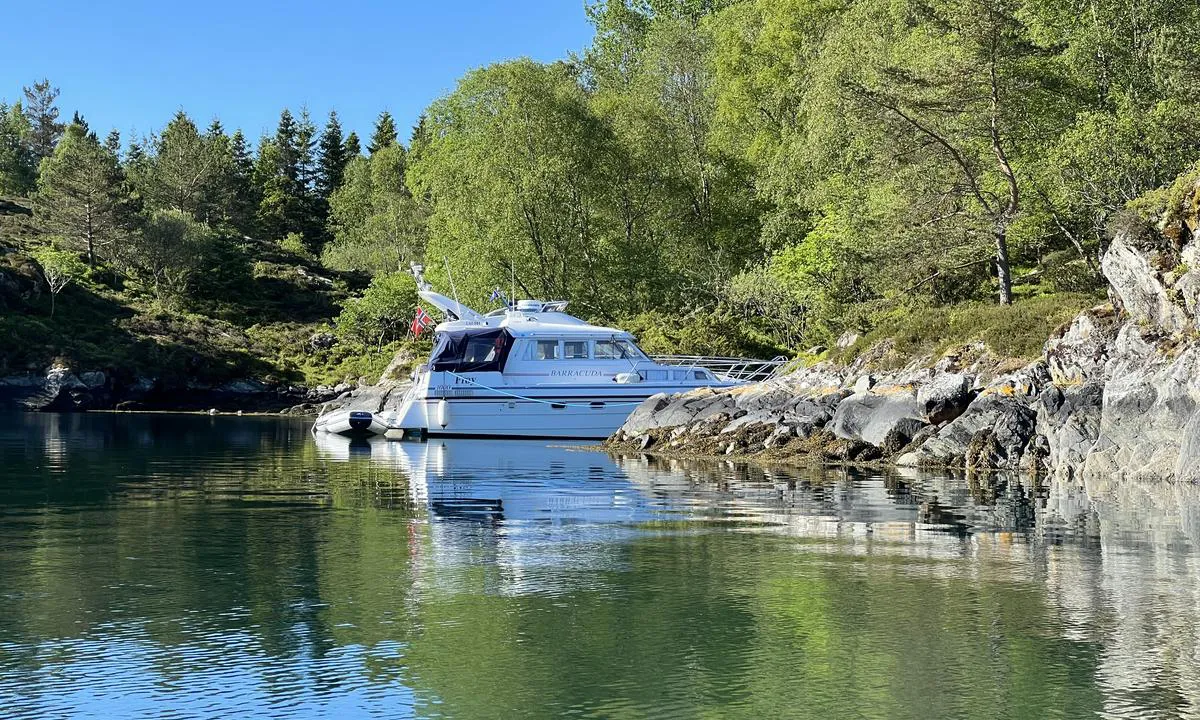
834;292;1102;367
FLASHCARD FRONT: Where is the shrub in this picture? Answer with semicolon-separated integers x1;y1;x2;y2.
334;272;418;349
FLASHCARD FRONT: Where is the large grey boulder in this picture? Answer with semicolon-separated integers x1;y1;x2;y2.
962;399;1039;471
899;390;1038;470
619;393;672;436
831;385;925;448
916;372;973;424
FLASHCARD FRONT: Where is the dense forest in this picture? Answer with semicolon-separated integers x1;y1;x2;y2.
3;0;1199;387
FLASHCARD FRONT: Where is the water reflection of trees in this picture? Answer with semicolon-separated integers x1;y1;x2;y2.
1;415;1198;718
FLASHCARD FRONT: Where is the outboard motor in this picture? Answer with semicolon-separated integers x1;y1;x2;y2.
348;411;375;433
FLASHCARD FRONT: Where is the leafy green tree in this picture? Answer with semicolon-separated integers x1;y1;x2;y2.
124;209;217;306
411;60;616;311
1023;0;1200;259
137;111;223;220
367;111;397;154
323;145;427;275
334;272;419;349
31;245;87;317
0;101;36;194
34;122;129;267
22;79;64;165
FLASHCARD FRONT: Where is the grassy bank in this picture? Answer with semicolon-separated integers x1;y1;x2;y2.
1;197;417;387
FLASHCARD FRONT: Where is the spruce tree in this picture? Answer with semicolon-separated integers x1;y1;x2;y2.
344;131;362;158
316;110;348;199
22;79;64;165
274;108;301;183
71;111;89;135
34;122;129;266
0;102;36;194
255;109;308;240
104;129;121;159
296;107;317;193
228;129;257;235
367;111;397;154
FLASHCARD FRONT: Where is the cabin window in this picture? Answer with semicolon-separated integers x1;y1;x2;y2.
594;339;643;360
564;341;589;359
463;335;500;364
536;340;561;360
643;369;669;381
431;329;514;373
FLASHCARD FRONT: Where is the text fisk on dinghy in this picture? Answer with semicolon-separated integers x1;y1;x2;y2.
314;275;787;439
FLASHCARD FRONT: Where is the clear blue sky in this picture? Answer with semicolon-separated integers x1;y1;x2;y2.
0;0;595;146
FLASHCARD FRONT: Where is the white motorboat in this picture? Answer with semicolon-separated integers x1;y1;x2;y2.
314;268;786;439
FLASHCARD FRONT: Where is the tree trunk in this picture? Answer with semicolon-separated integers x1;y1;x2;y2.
995;226;1013;306
85;201;96;267
49;291;56;319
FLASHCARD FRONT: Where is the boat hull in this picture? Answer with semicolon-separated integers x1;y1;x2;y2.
385;394;652;440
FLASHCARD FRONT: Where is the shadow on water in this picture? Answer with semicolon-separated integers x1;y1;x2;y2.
0;412;1198;719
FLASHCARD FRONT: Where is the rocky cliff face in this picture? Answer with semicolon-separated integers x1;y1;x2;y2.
610;178;1200;483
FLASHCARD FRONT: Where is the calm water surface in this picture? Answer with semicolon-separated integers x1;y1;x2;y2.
1;412;1198;719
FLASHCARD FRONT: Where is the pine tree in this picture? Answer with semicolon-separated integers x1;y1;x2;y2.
316;110;348;199
344;131;362;158
367;111;397;154
22;79;64;165
34;122;129;266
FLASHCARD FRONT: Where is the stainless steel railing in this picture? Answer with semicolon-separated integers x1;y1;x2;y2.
650;355;791;383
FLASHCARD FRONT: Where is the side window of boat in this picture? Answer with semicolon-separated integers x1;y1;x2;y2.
594;340;621;360
564;341;589;359
536;340;561;360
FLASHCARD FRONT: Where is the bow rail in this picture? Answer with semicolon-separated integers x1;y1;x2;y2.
650;355;790;383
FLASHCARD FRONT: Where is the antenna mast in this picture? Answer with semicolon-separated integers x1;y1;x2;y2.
443;256;461;308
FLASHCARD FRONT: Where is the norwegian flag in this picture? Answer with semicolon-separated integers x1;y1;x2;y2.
410;306;434;337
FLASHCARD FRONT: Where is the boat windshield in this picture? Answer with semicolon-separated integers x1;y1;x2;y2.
594;339;646;360
431;329;514;373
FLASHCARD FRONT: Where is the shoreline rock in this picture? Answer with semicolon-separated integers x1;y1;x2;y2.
0;367;350;416
608;178;1200;483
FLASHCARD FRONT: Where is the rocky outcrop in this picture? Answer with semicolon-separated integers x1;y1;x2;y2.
609;176;1200;482
0;365;349;414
